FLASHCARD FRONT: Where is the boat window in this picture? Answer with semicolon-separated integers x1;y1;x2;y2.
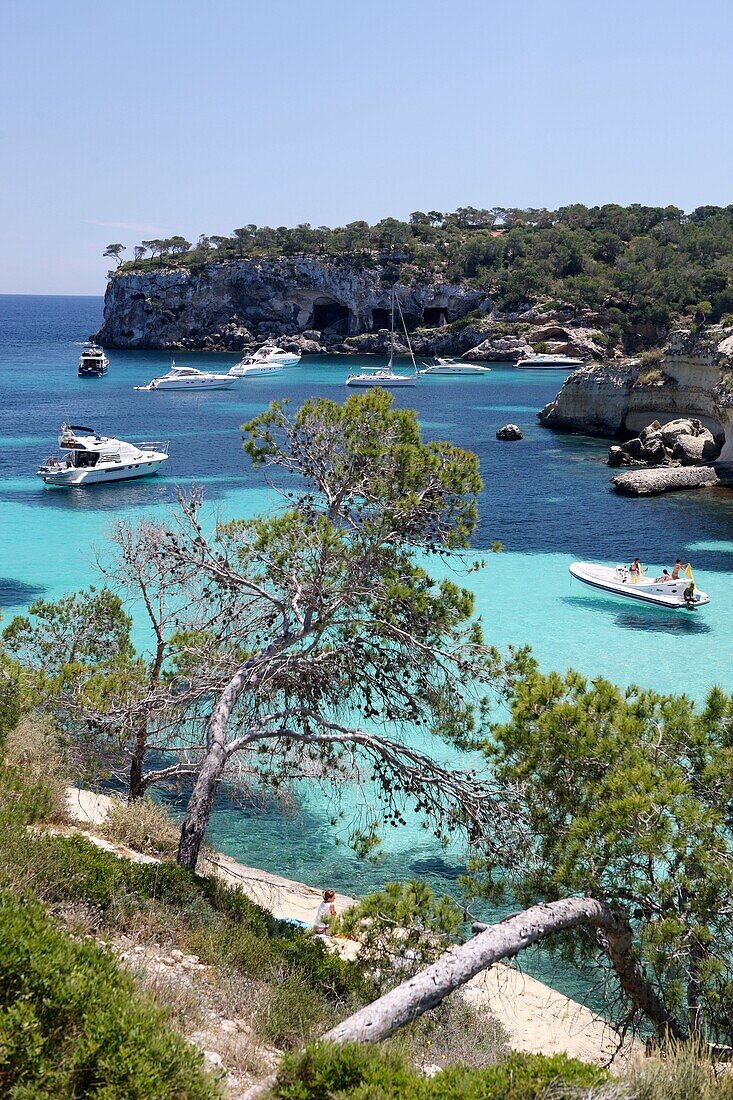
74;452;99;468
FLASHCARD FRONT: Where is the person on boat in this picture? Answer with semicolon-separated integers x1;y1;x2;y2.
314;889;337;935
629;558;646;581
684;581;697;607
672;559;690;580
655;568;671;582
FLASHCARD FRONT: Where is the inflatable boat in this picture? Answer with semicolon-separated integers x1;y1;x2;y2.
569;562;709;610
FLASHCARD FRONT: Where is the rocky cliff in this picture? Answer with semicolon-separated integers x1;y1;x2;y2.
538;327;733;457
94;258;609;359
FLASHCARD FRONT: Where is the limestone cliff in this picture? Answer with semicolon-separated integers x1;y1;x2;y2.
538;327;733;456
94;258;609;359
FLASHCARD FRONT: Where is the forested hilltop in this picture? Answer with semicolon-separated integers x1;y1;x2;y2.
108;204;733;332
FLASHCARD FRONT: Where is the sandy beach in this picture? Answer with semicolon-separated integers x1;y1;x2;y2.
65;787;639;1068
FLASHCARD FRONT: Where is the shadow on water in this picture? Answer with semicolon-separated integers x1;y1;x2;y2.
562;595;712;634
0;577;45;609
409;856;466;881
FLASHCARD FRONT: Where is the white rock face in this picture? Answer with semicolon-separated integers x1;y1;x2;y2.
540;327;733;444
95;259;488;351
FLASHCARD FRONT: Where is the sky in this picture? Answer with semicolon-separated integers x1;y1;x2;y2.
2;0;732;294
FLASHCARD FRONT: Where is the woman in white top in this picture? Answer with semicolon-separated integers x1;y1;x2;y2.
314;889;336;934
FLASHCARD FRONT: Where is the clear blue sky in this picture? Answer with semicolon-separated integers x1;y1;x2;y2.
2;0;732;294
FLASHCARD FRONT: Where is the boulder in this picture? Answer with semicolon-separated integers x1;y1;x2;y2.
496;424;523;441
659;417;704;448
638;420;662;446
672;432;719;465
608;446;626;468
464;336;533;362
620;437;645;458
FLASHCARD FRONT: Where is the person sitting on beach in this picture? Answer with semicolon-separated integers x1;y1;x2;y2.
314;889;337;935
629;558;645;581
672;559;690;580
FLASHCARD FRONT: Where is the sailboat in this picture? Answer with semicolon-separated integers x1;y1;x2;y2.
346;290;418;388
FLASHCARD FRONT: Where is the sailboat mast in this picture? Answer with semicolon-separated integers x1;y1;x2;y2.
389;287;395;368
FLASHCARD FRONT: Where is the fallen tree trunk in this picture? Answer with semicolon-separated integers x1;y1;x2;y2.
323;896;684;1046
243;896;685;1098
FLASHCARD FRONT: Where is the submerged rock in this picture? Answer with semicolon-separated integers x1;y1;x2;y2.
496;424;523;441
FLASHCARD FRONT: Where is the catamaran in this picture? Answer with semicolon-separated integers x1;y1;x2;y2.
346;290;418;388
569;561;709;610
37;425;169;487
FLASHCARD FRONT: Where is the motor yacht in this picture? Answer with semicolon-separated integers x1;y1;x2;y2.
515;354;584;370
229;345;301;376
569;561;709;610
134;363;237;391
37;425;169;487
418;357;492;375
78;341;109;377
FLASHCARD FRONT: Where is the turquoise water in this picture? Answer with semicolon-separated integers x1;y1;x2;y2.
2;294;733;996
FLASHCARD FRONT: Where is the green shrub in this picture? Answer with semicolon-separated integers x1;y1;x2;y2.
0;890;217;1098
274;1043;608;1099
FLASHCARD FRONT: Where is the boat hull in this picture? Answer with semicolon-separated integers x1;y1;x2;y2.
569;562;709;609
229;363;283;377
346;374;416;387
38;455;168;487
135;378;236;391
516;358;584;370
420;364;491;375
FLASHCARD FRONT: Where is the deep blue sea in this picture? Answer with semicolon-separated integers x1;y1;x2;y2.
2;293;733;997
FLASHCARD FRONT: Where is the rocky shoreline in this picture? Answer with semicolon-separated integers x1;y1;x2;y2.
95;258;609;361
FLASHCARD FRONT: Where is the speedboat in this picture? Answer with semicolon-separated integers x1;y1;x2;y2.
346;367;416;388
134;363;237;391
37;424;169;487
569;561;709;610
228;345;301;376
418;357;492;375
78;341;109;376
515;354;584;370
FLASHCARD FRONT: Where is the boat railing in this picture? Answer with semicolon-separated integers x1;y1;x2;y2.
136;440;170;455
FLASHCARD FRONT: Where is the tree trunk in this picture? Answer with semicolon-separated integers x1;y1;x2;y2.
176;632;300;872
127;726;148;801
323;897;685;1046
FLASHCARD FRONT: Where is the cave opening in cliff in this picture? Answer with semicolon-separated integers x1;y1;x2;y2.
423;307;447;327
312;299;350;335
371;308;390;331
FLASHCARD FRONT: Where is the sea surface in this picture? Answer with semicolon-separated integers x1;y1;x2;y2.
2;293;732;997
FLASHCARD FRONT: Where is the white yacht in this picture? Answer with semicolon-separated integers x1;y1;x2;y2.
515;353;585;370
346;290;418;388
229;345;301;376
569;562;709;610
134;363;237;391
419;357;492;376
37;425;169;487
78;341;109;377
